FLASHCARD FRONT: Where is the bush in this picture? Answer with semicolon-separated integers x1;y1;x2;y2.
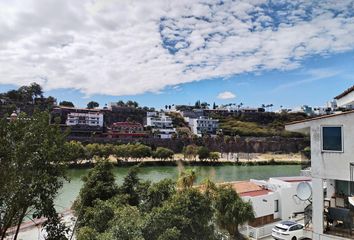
153;147;174;160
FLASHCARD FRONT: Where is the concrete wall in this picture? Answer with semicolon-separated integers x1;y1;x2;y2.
244;193;278;218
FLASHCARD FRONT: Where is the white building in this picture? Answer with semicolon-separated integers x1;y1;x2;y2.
146;112;176;139
217;176;310;239
66;112;104;127
189;116;219;136
335;85;354;109
286;110;354;239
146;112;173;129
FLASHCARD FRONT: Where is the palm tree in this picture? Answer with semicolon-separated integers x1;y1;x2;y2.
177;169;196;189
214;186;255;240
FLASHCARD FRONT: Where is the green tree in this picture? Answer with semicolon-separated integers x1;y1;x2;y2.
153;147;174;160
182;144;198;160
141;179;176;212
0;112;68;240
65;141;86;163
142;188;215;240
177;169;196;189
101;206;144;240
119;166;143;206
214;186;255;240
87;101;99;109
209;152;220;161
198;146;210;161
73;161;118;211
59;101;74;107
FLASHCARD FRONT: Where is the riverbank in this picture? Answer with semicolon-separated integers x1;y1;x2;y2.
68;152;307;168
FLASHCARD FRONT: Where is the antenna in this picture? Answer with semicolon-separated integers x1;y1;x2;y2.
296;182;312;201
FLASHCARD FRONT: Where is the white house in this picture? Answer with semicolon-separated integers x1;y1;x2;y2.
145;112;176;139
146;112;173;129
189;116;219;136
286;110;354;239
335;85;354;109
219;177;310;239
66;112;104;127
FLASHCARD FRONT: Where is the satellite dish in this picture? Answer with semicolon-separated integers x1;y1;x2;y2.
348;196;354;206
296;182;312;201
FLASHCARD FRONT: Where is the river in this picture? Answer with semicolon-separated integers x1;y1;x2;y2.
54;164;301;211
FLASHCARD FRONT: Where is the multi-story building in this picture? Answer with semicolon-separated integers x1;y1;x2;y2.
107;122;147;138
52;106;106;137
286;110;354;239
146;112;173;129
189;116;219;136
66;112;103;127
145;112;176;139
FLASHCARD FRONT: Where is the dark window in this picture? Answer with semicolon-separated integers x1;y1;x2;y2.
274;200;279;213
322;126;342;151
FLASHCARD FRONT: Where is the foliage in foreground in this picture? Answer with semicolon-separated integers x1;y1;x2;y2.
74;162;254;240
0;112;69;240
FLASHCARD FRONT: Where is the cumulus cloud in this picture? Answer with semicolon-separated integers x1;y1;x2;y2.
1;0;354;96
217;91;236;100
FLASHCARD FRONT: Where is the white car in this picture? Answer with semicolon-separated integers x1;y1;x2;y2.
272;221;305;240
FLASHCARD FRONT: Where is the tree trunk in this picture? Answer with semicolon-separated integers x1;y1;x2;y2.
13;208;27;240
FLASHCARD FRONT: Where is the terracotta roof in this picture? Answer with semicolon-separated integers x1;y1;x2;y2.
239;189;272;197
195;181;272;197
223;181;271;197
286;110;354;125
335;85;354;100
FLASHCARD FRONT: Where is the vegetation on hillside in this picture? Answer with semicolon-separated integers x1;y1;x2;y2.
210;112;308;138
0;83;56;117
73;162;254;240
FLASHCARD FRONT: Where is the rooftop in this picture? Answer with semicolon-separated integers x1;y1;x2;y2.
274;176;311;183
285;110;354;126
334;85;354;100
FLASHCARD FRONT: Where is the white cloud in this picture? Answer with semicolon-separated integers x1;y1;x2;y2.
0;0;354;96
217;91;236;100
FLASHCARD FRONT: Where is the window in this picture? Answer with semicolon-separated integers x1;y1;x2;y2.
274;200;279;213
322;126;343;152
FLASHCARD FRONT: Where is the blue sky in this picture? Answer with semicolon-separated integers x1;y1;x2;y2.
0;0;354;109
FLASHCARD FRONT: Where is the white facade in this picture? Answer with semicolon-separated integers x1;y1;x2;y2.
66;112;104;127
286;111;354;240
153;128;176;139
189;116;219;136
335;90;354;109
247;177;310;221
146;112;173;129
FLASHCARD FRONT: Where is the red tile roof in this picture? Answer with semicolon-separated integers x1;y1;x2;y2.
239;189;272;197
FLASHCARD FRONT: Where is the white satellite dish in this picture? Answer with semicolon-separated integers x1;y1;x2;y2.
296;182;312;201
348;196;354;206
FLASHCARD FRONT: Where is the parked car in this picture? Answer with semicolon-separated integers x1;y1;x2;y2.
272;221;304;240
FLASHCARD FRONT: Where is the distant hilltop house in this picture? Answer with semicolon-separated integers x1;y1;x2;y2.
107;122;147;138
188;116;219;137
145;112;176;139
52;106;106;137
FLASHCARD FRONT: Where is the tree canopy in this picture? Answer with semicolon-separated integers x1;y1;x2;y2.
0;112;69;240
87;101;99;109
72;164;255;240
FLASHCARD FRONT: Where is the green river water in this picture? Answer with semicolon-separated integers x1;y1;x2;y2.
54;164;301;211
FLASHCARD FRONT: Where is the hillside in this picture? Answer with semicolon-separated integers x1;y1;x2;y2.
207;111;308;138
